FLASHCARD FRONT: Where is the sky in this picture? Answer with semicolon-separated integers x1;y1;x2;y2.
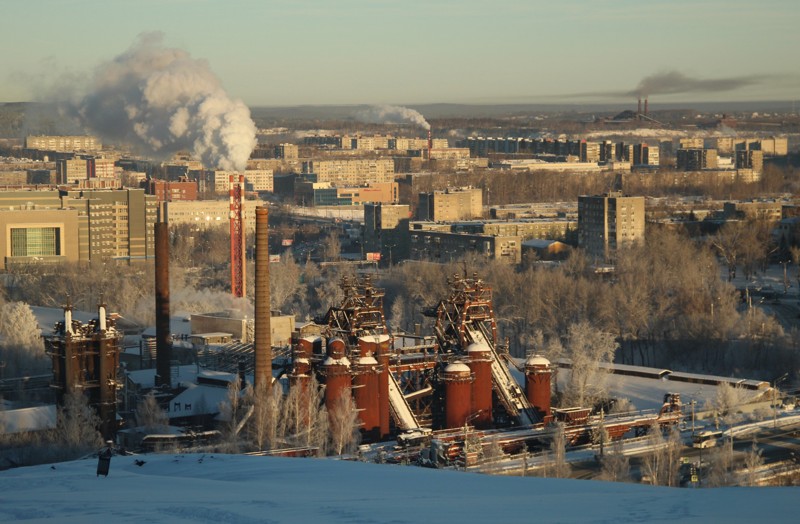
0;452;796;523
2;0;799;107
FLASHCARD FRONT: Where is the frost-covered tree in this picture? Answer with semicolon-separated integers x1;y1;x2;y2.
742;438;764;487
549;422;570;478
56;391;103;453
245;380;282;451
558;322;617;408
599;439;631;482
327;393;360;456
706;436;735;487
281;375;328;454
135;392;169;432
0;299;45;376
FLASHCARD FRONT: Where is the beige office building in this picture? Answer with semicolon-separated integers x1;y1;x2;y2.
164;199;261;233
417;187;483;222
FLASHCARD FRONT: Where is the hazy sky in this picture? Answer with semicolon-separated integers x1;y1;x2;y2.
2;0;798;107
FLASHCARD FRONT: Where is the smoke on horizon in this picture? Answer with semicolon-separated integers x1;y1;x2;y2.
65;32;256;171
355;104;430;130
626;71;762;98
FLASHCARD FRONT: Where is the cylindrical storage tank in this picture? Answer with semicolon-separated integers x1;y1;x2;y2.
353;355;380;441
467;342;493;428
360;334;392;439
443;361;473;429
328;337;346;359
289;337;315;388
525;354;552;419
323;338;351;413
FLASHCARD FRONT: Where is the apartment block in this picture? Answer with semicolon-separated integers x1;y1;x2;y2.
25;135;102;152
301;159;395;186
163;199;261;233
363;203;411;264
274;143;299;160
676;148;718;170
208;170;274;193
417;187;483;222
61;188;158;262
409;229;521;264
144;178;199;201
578;192;645;261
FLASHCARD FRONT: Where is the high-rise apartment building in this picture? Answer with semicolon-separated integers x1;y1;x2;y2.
364;203;411;265
62;188;158;262
676;148;718;171
578;192;645;261
735;149;764;173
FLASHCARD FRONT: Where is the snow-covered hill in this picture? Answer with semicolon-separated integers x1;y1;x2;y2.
0;453;794;523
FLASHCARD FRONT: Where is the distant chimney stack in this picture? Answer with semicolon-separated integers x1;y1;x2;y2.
254;206;272;387
154;221;171;388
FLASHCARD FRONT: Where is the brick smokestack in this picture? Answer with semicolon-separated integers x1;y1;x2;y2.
154;221;171;388
255;206;272;387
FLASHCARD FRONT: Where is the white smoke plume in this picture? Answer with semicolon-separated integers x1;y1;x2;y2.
68;32;256;170
355;105;430;130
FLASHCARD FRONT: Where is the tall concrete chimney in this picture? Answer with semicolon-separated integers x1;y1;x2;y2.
254;206;272;387
154;221;171;388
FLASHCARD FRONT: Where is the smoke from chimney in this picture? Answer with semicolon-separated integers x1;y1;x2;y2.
355;105;430;130
66;32;256;170
627;70;761;98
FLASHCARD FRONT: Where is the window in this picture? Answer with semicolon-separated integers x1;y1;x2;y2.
11;227;61;257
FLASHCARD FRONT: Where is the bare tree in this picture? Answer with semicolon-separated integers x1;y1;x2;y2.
323;230;341;262
712;221;746;282
598;439;631;482
559;322;617;408
246;380;282;451
550;422;570;478
56;391;103;453
135;392;168;432
741;438;764;487
281;375;328;454
707;383;747;427
270;253;303;313
327;393;361;456
218;376;251;452
706;435;735;487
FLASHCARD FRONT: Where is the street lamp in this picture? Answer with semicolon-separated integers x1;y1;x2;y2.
773;373;789;428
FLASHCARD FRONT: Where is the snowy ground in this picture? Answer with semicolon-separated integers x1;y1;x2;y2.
0;453;796;523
